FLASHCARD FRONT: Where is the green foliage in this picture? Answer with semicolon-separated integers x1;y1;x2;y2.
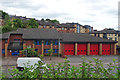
0;10;9;19
46;18;51;21
22;20;28;28
12;19;23;28
22;48;38;57
48;49;53;60
28;19;38;28
41;18;45;21
41;18;59;23
51;19;59;23
2;57;119;79
48;49;53;54
1;12;13;33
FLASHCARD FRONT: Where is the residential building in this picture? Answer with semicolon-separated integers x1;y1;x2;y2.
83;25;93;33
1;28;117;57
89;28;119;45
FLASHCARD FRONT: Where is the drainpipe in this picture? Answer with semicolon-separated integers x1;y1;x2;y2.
58;38;60;57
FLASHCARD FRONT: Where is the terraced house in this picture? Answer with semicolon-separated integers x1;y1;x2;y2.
3;14;93;33
1;28;117;57
38;20;93;33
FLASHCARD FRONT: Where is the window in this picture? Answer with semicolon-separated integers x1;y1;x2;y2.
84;50;86;52
98;34;100;37
53;40;58;45
13;43;20;46
102;50;104;52
96;50;98;52
2;49;5;54
68;50;70;52
34;40;42;45
108;50;110;52
44;40;50;45
93;50;95;52
109;38;112;40
71;50;73;52
65;50;67;52
53;49;58;53
95;34;96;36
78;50;80;52
90;50;92;52
81;50;83;52
44;49;49;53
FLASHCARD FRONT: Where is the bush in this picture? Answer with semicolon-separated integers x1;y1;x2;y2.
2;57;119;79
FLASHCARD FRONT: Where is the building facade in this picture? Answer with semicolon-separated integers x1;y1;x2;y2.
1;28;117;57
89;28;119;45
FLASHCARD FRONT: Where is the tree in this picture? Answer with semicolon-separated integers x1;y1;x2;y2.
0;10;9;19
22;20;28;28
51;19;59;23
22;48;38;57
12;19;23;28
28;19;38;28
2;14;13;33
41;18;45;22
48;49;53;60
45;18;50;22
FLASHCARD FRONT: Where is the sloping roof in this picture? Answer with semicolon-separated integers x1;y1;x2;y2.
38;21;58;26
60;32;117;43
89;29;118;34
2;28;117;43
57;24;75;28
2;28;61;40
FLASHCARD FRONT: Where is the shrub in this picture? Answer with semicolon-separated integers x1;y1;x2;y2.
2;57;119;79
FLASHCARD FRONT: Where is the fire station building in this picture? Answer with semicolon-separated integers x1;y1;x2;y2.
1;28;117;57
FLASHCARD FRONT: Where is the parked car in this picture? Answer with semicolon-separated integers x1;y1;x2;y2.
16;57;48;71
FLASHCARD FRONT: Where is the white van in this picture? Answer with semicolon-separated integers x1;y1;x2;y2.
17;57;48;71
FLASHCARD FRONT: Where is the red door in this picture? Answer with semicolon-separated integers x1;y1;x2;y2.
90;44;99;55
102;44;110;55
77;44;87;55
64;44;74;55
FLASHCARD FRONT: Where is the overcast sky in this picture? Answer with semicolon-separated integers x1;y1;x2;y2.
0;0;119;30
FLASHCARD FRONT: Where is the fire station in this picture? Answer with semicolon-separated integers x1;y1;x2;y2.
1;28;117;57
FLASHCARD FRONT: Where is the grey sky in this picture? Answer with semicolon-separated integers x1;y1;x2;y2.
0;0;119;30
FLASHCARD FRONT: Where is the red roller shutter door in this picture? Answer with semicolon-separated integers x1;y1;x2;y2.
77;44;87;55
64;44;74;55
90;44;99;55
102;44;110;55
